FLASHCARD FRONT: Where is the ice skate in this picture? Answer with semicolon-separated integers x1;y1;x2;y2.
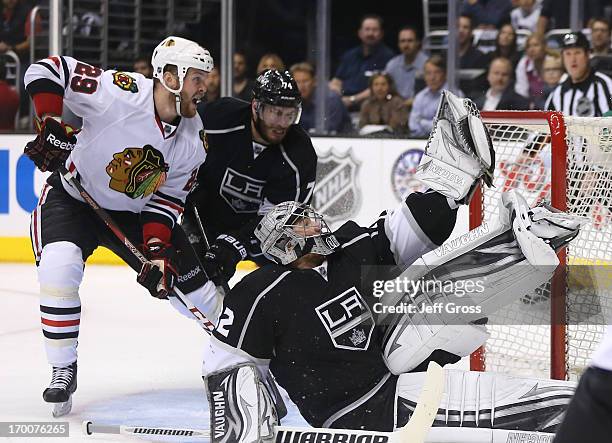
43;362;77;417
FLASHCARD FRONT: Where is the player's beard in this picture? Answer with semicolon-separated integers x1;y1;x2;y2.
254;115;289;144
178;90;199;118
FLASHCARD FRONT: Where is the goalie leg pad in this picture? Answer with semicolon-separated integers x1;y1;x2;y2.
395;369;575;432
204;364;278;443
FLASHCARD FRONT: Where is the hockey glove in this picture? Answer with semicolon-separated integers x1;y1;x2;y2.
137;240;179;299
202;234;247;285
24;117;78;172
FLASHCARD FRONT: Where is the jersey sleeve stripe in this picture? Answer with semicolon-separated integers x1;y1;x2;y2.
143;204;177;225
596;74;612;110
141;211;174;230
59;56;70;89
237;271;292;349
25;78;65;97
280;145;301;202
34;61;61;80
203;125;246;134
154;191;184;207
151;198;184;214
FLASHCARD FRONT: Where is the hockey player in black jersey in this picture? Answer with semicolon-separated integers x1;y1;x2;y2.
196;91;585;442
183;69;317;284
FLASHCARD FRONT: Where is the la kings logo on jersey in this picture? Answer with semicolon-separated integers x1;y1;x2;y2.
313;149;361;225
315;287;374;351
220;167;265;213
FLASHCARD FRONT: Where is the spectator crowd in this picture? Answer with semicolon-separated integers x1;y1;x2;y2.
1;0;612;133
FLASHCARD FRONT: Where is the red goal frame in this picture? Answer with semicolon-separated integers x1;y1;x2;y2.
469;110;569;380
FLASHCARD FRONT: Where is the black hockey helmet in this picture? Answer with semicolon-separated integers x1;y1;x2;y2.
561;31;590;51
252;69;302;108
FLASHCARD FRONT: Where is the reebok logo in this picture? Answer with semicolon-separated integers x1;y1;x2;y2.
178;265;201;283
46;133;74;151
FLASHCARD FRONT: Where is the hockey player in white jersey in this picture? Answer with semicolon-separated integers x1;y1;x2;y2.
23;36;216;416
195;91;585;442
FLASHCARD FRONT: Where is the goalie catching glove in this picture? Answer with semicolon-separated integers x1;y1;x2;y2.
137;239;179;299
415;90;494;204
24;116;78;172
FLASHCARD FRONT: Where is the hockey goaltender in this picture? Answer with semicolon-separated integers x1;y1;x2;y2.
171;91;585;442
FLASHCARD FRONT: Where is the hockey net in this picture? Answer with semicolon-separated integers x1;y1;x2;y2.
469;110;612;380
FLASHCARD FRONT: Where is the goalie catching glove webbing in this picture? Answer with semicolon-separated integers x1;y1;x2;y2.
415;90;494;204
24;116;78;172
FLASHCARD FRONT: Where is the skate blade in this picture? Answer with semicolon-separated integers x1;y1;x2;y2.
51;397;72;417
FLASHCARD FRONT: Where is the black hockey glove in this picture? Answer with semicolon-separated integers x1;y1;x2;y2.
203;234;247;285
24;117;77;172
137;240;179;299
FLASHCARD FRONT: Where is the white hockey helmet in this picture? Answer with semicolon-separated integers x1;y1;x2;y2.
255;201;340;265
151;36;214;95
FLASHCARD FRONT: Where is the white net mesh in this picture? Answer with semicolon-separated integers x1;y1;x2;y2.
476;112;612;380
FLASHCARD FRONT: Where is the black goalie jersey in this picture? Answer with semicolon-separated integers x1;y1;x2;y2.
189;98;317;255
204;192;458;431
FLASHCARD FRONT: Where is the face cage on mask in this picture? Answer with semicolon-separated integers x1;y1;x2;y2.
264;206;339;265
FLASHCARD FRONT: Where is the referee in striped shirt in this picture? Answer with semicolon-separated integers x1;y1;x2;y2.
545;31;612;116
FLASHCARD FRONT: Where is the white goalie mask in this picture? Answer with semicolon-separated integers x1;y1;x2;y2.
255;202;340;265
151;36;214;114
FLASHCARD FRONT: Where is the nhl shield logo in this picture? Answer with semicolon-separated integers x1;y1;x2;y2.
315;287;374;351
391;149;427;200
313;149;361;224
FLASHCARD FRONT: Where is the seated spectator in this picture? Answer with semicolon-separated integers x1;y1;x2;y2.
510;0;541;33
410;55;463;137
541;53;564;107
384;25;428;107
488;23;522;68
0;58;19;130
256;53;285;74
545;31;612;116
358;72;408;134
290;62;350;134
204;66;220;104
474;57;529;110
329;14;395;110
458;15;489;69
0;0;32;61
133;56;153;78
461;0;512;29
515;33;547;108
233;52;255;101
590;18;611;57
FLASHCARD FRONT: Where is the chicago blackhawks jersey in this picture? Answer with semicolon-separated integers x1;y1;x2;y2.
24;56;206;229
190;97;317;246
203;192;458;431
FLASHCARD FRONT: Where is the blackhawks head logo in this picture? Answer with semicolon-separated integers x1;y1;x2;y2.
113;71;138;93
106;145;168;198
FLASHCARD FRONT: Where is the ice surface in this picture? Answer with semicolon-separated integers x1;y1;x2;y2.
0;264;308;442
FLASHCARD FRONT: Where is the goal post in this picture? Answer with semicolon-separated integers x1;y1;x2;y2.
469;110;612;380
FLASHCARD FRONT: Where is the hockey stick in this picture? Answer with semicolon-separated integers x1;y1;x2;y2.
189;203;230;296
58;165;215;333
84;361;444;442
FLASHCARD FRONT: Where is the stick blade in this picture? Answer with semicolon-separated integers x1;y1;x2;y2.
397;361;444;443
